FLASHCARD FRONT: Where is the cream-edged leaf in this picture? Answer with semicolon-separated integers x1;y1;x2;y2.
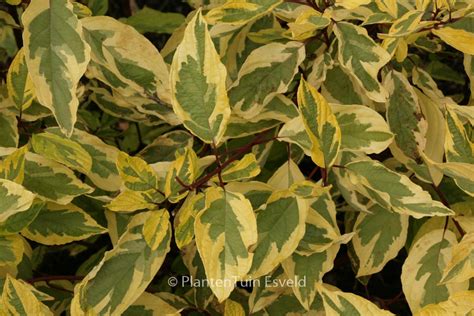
22;0;91;136
6;48;35;111
346;159;454;218
194;187;257;302
71;210;171;315
402;229;469;313
170;10;230;144
334;22;390;102
441;232;474;284
248;190;308;278
297;78;341;168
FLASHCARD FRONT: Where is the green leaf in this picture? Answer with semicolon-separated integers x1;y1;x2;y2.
229;41;304;119
31;132;93;174
71;210;171;315
334;22;390;102
22;0;91;136
21;202;107;245
248;190;308;278
297;78;341;168
170;9;231;144
124;6;185;34
401;229;469;313
346;159;454;218
194;187;257;302
138;130;194;164
0;234;25;266
0;111;19;148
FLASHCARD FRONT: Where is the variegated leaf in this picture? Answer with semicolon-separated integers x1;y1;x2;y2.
164;147;199;203
170;10;230;144
0;178;35;224
414;291;474;316
194;187;257;302
206;0;282;26
71;210;171;315
229;41;304;119
432;13;474;54
6;48;35;111
282;244;339;310
0;234;24;266
174;192;205;249
331;103;393;154
23;153;93;205
82;16;170;103
0;146;28;184
106;190;157;213
31;132;93;174
138;130;194;164
125;292;188;315
1;275;53;316
318;284;394;315
346;159;454;218
0;200;43;236
21;202;106;245
267;159;305;190
117;152;164;196
22;0;91;136
334;22;390;102
351;203;408;277
213;153;260;183
384;70;428;161
402;229;469;313
297;78;341;168
0;111;19;148
248;190;308;278
441;232;474;284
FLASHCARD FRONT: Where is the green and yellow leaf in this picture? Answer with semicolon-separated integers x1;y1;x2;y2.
23;153;93;205
0;178;35;224
22;0;91;136
194;187;257;302
229;41;304;119
334;22;390;102
432;13;474;54
6;48;35;111
21;202;106;245
164;147;199;203
206;0;282;26
297;78;341;168
346;159;454;218
414;291;474;316
351;203;409;277
248;190;308;278
0;146;28;184
82;16;170;102
71;210;171;315
31;132;93;175
441;232;474;284
170;9;230;144
401;229;469;313
1;275;53;316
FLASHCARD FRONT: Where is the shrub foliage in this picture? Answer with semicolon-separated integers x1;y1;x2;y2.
0;0;473;314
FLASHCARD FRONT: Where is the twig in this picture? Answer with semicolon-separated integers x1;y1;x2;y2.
431;184;465;236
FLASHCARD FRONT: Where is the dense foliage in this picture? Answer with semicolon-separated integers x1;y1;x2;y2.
0;0;473;314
